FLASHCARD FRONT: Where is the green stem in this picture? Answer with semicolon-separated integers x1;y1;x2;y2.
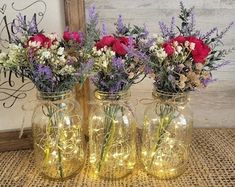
57;139;64;178
149;105;174;168
98;104;119;172
44;104;64;178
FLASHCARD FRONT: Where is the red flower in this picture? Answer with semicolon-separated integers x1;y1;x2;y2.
173;36;186;43
63;32;70;41
186;36;211;63
163;43;174;56
95;35;129;56
63;31;81;43
118;37;129;45
27;33;52;48
112;39;127;56
96;35;115;49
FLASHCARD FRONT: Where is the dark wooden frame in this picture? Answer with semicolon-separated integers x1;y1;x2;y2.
0;0;88;152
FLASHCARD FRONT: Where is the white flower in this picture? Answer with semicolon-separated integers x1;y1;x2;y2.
58;65;75;75
176;46;182;53
149;45;156;51
173;41;178;47
92;47;97;52
20;36;27;43
155;48;167;61
28;41;41;48
48;33;58;41
103;46;107;51
128;72;135;79
189;42;195;50
110;51;115;56
152;34;164;44
51;44;58;50
96;50;102;56
57;47;64;56
42;51;51;59
102;60;108;68
59;55;66;63
184;41;190;47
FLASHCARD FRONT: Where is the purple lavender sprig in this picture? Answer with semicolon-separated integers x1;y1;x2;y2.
116;14;128;35
201;27;218;40
112;57;124;70
159;21;171;39
189;11;195;33
117;15;124;33
27;14;39;34
11;13;41;44
218;21;234;39
169;17;176;38
87;4;98;26
101;23;108;36
85;5;100;52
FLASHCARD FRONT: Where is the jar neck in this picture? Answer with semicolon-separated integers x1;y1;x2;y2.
94;90;130;101
152;89;189;105
37;90;72;101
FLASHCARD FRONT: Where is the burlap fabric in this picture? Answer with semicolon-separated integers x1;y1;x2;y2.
0;128;234;187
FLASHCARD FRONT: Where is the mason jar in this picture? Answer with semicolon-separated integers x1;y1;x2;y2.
32;91;85;180
89;90;137;180
141;90;193;179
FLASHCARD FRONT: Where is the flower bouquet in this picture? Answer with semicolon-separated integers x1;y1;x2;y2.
88;7;148;179
91;15;149;93
0;16;91;93
141;2;234;179
0;14;93;179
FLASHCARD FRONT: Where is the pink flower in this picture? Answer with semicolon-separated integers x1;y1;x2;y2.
63;31;81;43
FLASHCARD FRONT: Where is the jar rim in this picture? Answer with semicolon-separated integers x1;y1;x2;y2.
152;89;188;97
152;89;189;104
94;90;130;100
37;90;72;100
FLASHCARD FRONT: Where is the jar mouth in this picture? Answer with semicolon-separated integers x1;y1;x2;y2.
152;89;189;104
94;90;130;101
37;90;72;101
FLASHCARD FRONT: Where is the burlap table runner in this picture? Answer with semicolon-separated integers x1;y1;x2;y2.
0;128;234;187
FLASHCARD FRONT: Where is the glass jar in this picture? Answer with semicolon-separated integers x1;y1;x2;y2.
141;90;193;179
89;90;137;180
32;91;85;180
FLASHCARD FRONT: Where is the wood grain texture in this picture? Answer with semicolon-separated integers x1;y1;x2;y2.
64;0;90;137
86;0;235;128
0;129;32;152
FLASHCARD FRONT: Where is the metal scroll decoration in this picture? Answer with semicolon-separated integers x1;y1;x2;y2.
0;0;47;108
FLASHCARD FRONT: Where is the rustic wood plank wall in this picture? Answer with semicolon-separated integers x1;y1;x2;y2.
85;0;235;128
